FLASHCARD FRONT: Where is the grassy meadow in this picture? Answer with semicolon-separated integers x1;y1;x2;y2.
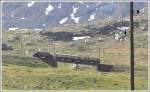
2;17;148;90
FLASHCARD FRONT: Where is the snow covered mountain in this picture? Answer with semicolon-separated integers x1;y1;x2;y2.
2;2;147;30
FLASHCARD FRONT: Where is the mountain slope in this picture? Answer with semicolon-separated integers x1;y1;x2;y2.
2;2;147;30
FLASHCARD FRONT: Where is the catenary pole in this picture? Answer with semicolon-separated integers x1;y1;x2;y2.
130;2;135;90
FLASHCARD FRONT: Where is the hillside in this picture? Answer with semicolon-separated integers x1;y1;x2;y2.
2;2;147;30
2;9;148;90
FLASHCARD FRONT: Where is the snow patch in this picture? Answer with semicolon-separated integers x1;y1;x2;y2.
77;1;83;4
88;13;96;21
45;3;54;15
117;27;129;30
141;8;145;13
73;17;80;23
70;13;80;23
70;6;80;23
20;17;26;20
86;5;90;8
20;29;28;31
11;14;14;18
27;1;35;7
96;1;102;5
34;28;43;31
42;24;46;27
73;6;79;14
72;36;91;41
59;17;68;24
108;16;112;19
58;3;61;9
8;28;18;31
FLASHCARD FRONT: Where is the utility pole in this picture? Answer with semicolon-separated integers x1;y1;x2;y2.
53;39;56;55
98;47;100;62
48;44;51;54
98;38;101;63
20;35;23;57
20;38;22;57
130;2;135;90
49;39;51;54
102;46;105;62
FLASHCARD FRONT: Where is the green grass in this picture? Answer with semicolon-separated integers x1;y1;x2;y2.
2;16;148;90
2;63;147;90
2;55;148;90
2;55;49;68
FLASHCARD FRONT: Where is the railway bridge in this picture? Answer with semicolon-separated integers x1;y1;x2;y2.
33;52;113;72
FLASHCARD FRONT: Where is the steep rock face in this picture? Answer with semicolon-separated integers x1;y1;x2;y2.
2;2;147;30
